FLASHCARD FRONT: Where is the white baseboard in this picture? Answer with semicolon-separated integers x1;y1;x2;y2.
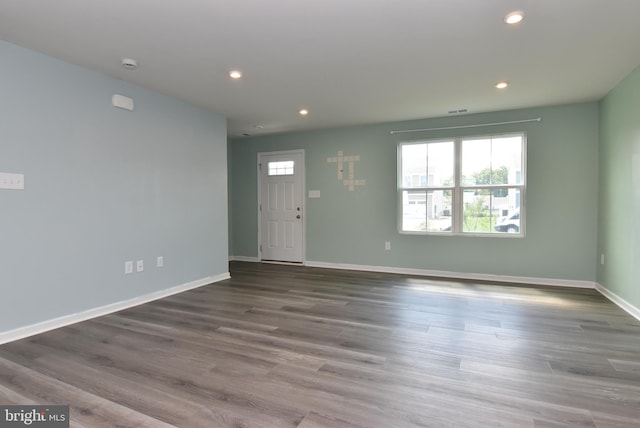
229;256;260;262
595;283;640;322
304;261;597;289
0;272;230;345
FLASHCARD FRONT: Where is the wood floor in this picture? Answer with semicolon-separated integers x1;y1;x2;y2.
1;262;640;427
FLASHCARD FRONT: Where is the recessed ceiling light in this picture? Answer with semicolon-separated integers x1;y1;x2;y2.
229;70;242;79
504;11;524;25
121;58;137;70
299;109;309;116
496;81;509;89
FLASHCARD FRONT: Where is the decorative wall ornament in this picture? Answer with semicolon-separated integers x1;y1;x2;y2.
327;150;365;191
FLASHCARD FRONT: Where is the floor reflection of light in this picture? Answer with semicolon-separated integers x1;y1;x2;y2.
397;278;583;309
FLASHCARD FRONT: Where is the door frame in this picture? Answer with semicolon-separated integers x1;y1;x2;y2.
257;149;306;264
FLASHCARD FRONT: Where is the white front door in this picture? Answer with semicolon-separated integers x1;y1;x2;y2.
258;151;304;263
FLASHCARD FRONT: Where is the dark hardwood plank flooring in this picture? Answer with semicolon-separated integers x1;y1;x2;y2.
1;261;640;427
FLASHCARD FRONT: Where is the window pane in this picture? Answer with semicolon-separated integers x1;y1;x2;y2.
401;142;454;188
493;188;521;233
402;189;452;232
461;135;523;186
492;136;523;185
427;142;454;187
268;161;294;176
401;144;426;188
461;139;491;185
462;189;499;233
462;187;521;233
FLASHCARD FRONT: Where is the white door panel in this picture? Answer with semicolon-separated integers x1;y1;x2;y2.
259;151;304;262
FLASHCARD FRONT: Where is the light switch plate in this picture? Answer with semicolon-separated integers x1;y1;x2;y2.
136;260;144;272
0;172;25;190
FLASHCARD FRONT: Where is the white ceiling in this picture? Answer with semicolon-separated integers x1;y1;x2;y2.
2;0;640;138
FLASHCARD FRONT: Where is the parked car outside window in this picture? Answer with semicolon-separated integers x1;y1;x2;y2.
494;211;520;233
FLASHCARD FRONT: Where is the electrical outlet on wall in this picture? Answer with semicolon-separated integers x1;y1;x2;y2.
136;260;144;272
157;256;164;268
385;242;391;250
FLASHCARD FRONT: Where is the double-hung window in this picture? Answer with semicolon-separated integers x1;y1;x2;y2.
399;133;525;235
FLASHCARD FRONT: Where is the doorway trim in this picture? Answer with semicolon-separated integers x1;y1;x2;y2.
257;149;306;264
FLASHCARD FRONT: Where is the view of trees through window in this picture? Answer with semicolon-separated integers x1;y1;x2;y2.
399;134;525;235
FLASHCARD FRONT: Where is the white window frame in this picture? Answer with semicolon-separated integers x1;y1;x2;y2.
397;132;526;237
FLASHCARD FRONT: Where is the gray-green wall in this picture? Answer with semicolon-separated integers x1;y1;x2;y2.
230;103;599;282
0;41;228;332
599;64;640;310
